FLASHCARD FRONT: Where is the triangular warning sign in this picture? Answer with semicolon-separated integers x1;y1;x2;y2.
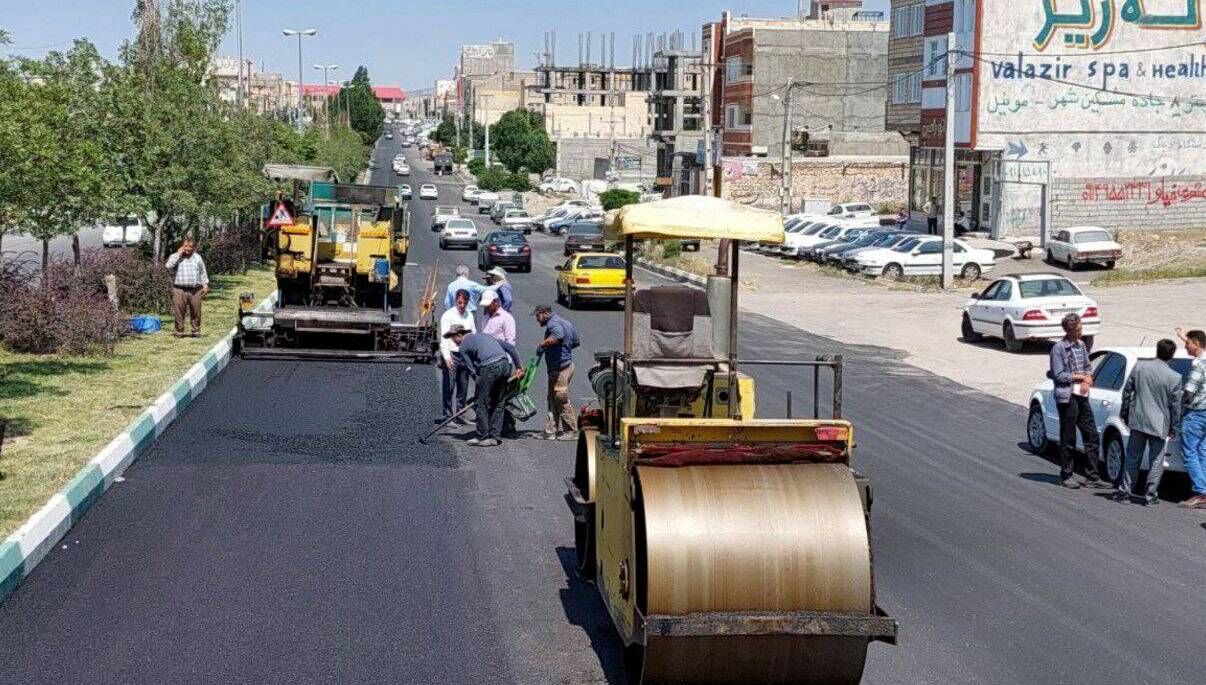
267;202;295;227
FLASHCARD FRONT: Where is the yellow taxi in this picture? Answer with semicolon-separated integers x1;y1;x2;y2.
554;252;626;309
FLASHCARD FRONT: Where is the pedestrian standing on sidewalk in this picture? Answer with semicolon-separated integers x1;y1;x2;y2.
1049;313;1111;490
1114;339;1182;505
533;304;579;440
437;290;475;425
923;196;939;235
444;264;485;312
483;267;514;312
446;325;525;447
1176;328;1206;508
164;238;209;337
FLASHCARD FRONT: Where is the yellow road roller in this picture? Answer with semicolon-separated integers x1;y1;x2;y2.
564;196;896;684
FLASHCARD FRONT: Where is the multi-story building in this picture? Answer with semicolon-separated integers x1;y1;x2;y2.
532;63;650;139
458;42;516;109
886;0;1203;238
464;70;540;127
712;3;895;159
649;47;705;193
209;56;289;116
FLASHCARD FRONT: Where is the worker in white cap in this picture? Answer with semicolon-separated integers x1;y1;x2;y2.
482;266;513;312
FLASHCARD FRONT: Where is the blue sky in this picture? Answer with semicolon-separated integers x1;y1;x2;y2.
1;0;888;91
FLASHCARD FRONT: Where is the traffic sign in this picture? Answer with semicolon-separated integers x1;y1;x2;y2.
267;202;295;227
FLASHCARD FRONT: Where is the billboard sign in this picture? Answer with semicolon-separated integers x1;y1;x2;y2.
977;0;1206;158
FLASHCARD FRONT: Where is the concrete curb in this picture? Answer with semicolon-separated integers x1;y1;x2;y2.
0;295;275;603
635;256;708;288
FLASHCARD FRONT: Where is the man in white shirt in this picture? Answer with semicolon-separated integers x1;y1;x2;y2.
164;238;209;337
438;289;476;423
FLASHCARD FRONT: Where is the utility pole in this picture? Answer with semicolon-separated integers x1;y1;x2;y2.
941;31;956;289
235;0;244;108
282;28;317;132
778;82;799;216
483;93;493;168
701;57;714;197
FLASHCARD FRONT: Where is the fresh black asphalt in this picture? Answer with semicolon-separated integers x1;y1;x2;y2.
2;135;1204;684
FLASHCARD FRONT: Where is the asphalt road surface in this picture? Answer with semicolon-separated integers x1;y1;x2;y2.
3;136;1204;684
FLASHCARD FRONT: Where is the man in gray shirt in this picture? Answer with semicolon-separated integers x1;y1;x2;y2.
1115;339;1183;505
446;325;524;447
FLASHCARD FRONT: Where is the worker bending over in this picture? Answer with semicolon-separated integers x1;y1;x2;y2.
445;324;525;447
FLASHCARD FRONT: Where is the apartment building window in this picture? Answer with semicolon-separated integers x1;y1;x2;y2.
891;4;924;37
724;104;752;128
923;35;948;78
953;0;975;69
725;104;737;128
891;72;922;104
724;56;752;82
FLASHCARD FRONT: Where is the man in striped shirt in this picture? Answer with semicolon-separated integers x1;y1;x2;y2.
164;238;209;337
1177;328;1206;508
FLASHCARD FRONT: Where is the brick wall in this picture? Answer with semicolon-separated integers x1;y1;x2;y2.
1051;175;1206;231
720;157;909;210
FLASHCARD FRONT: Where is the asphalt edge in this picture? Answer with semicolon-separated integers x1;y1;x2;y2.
0;294;276;604
634;256;707;287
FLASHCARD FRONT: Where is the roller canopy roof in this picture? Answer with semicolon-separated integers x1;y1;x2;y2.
605;195;785;243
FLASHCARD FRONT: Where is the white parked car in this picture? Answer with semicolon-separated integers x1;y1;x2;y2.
397;184;412;200
419;184;438;200
825;202;876;219
475;191;500;213
799;222;879;261
1045;226;1123;270
782;222;843;258
501;209;533;233
439;217;479;249
1027;347;1195;484
539;178;579;194
853;235;995;280
962;273;1100;352
462;185;481;203
779;219;834;257
101;216;148;248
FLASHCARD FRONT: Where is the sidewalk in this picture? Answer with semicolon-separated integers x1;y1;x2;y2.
675;247;1199;406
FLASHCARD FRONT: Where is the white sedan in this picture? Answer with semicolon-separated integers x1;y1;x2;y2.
1027;347;1194;484
438;218;479;249
462;185;481;203
419;184;438;200
852;236;995;280
962;273;1100;352
1045;226;1123;270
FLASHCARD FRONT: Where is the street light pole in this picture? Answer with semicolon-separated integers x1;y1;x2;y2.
482;93;493;168
313;64;338;134
776;82;800;216
282;28;317;132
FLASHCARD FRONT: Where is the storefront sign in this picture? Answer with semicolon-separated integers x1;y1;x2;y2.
1000;160;1049;185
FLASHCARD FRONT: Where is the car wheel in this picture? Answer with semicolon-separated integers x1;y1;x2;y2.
961;312;983;342
439;239;446;249
1104;260;1116;269
1065;254;1076;271
566;290;577;309
1026;403;1050;454
521;263;531;273
1003;322;1024;353
556;285;566;305
1102;430;1125;485
881;263;904;280
960;263;982;281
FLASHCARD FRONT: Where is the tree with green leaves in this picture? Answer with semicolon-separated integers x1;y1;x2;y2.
16;40;123;273
331;66;385;145
488;109;556;174
599;189;641;211
0;31;30;265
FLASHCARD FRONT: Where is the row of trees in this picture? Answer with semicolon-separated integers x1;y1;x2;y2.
0;1;372;271
430;109;557;188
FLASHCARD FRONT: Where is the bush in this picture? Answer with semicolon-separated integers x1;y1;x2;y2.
505;172;532;192
599;189;641;211
0;276;126;356
72;248;173;314
467;157;486;176
662;240;683;259
451;146;468;164
200;226;260;276
476;167;509;192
